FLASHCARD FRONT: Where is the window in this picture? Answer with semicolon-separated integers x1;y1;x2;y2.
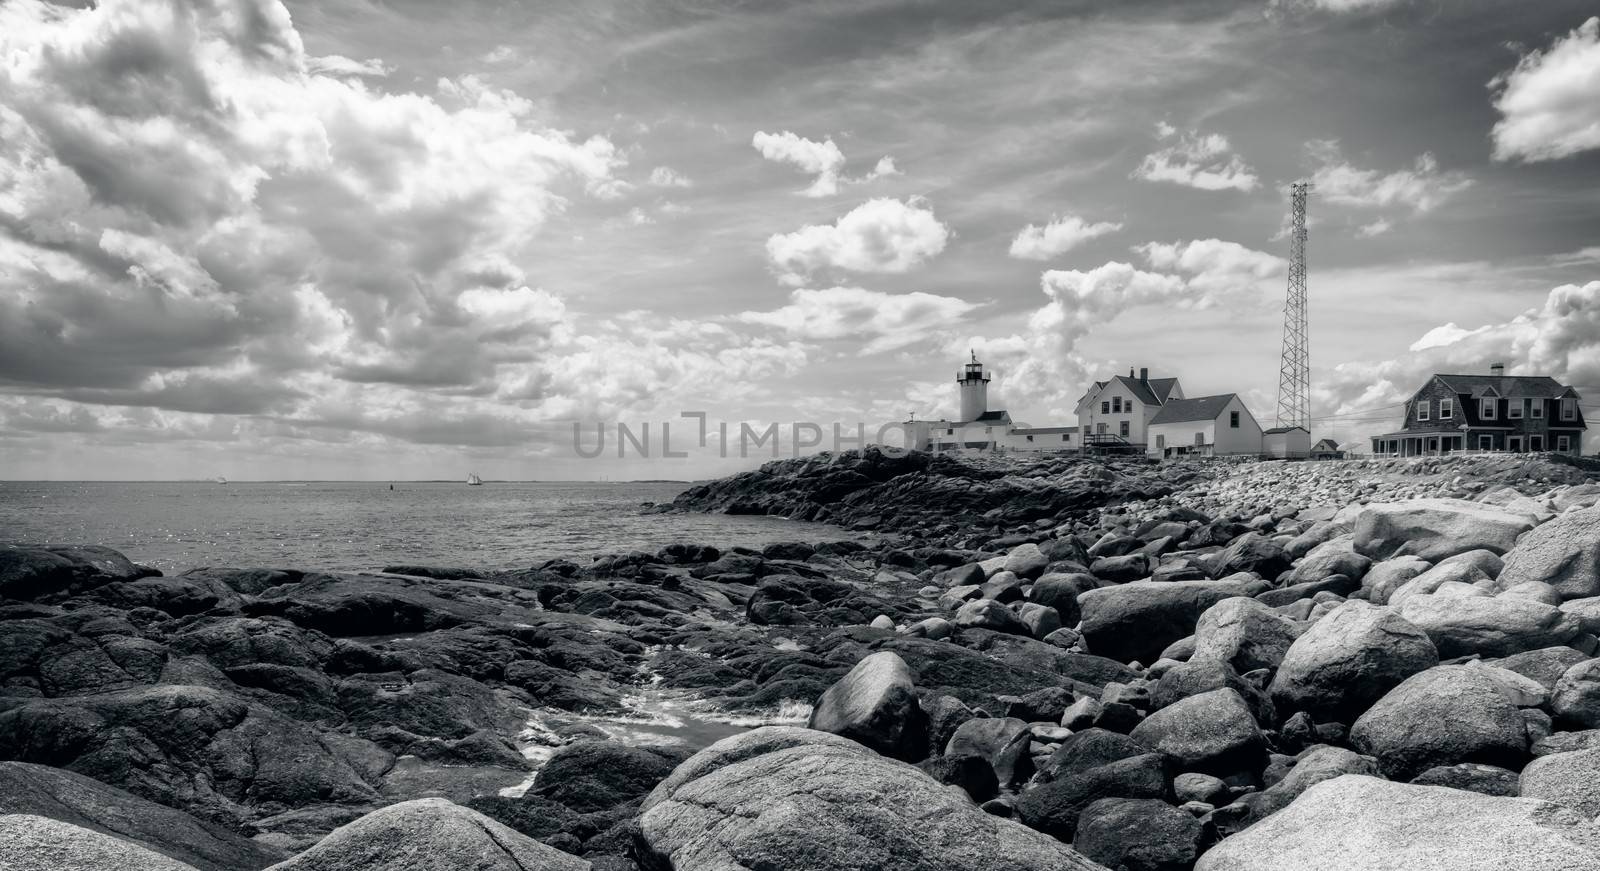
1478;435;1493;451
1194;432;1205;446
1101;401;1110;414
1531;435;1544;452
1417;400;1430;422
1509;436;1523;453
945;428;953;435
1112;397;1122;413
1061;434;1070;442
1481;398;1497;419
1508;398;1523;419
1564;399;1578;421
1229;411;1240;428
1097;423;1107;434
1559;435;1572;453
1119;421;1130;437
1532;399;1544;420
1439;398;1454;419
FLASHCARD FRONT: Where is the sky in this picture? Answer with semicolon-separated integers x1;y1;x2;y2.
1;0;1598;480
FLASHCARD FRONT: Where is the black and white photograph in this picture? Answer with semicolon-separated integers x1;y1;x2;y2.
2;0;1600;868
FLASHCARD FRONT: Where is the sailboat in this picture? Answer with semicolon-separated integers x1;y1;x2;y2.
466;473;483;486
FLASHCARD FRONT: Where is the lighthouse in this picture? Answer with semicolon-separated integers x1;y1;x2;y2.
958;350;990;422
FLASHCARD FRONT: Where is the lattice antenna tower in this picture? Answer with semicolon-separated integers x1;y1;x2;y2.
1275;182;1311;430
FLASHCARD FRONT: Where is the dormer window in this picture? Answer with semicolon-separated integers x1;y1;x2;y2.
1564;398;1578;421
1417;400;1430;422
1439;398;1454;419
1481;398;1497;419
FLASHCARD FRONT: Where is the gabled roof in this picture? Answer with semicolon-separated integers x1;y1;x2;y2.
1112;375;1180;406
1150;394;1240;425
1433;374;1579;399
1263;426;1310;434
1312;439;1340;450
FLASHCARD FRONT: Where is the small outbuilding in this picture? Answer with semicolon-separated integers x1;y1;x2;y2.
1263;426;1312;459
1310;438;1344;460
1147;394;1264;458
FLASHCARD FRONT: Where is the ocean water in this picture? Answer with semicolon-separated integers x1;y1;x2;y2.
0;480;856;574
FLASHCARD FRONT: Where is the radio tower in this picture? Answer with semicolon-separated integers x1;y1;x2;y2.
1275;182;1311;430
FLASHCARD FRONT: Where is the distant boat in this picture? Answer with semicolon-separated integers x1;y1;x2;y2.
466;473;483;486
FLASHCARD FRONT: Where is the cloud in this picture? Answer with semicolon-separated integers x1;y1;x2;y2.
1009;214;1124;260
0;0;620;421
1490;17;1600;162
735;286;979;354
1356;218;1393;238
750;130;898;197
1272;0;1405;11
751;130;847;196
648;166;692;187
1317;280;1600;424
1308;141;1472;213
306;54;391;77
1132;126;1259;192
765;197;950;284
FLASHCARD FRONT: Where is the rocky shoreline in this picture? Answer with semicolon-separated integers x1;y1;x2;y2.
4;449;1600;869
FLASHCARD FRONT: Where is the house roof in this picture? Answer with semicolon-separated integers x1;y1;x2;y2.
973;410;1010;423
1433;374;1579;399
1150;394;1239;425
1263;426;1310;434
1113;375;1179;406
1312;439;1340;450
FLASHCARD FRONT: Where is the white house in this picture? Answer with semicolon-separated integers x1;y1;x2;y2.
1075;368;1183;449
903;353;1080;452
1263;426;1312;459
1147;394;1264;457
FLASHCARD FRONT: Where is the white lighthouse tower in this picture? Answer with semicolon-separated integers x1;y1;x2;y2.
958;350;990;422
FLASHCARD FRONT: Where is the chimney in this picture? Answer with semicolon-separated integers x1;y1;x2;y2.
1490;363;1505;377
1140;367;1149;383
1129;367;1135;378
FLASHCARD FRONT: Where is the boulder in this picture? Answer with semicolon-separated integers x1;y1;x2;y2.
1034;728;1149;784
0;761;282;871
0;545;157;601
529;741;688;813
1397;595;1582;658
1562;598;1600;635
1498;507;1600;600
1209;533;1292;580
1190;597;1302;673
639;727;1106;871
1286;537;1371;585
1519;748;1600;817
1128;688;1264;775
1268;600;1439;721
1491;647;1591;692
1411;762;1520;796
1003;543;1050;580
1215;745;1380;829
263;798;589;871
1500;581;1565;606
1349;665;1529;780
1352;499;1536;563
806;651;928;762
0;814;201;871
1389;560;1493;606
1015;753;1166;841
1029;573;1091;627
1553;659;1600;729
954;599;1029;637
1194;775;1600;871
945;716;1034;788
1360;555;1430;605
1078;578;1261;664
1073;798;1202;871
1016;603;1063;640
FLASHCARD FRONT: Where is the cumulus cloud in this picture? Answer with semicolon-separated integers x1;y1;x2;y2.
1133;126;1259;192
750;130;898;197
1008;214;1123;260
765;197;950;284
306;54;391;77
1317;281;1600;423
0;0;622;430
735;286;979;354
1490;17;1600;162
1308;140;1472;214
648;166;692;187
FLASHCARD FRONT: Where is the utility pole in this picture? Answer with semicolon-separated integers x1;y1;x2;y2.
1275;182;1311;430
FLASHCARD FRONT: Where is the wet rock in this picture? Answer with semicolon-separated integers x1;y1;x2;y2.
264;798;589;871
1194;775;1600;871
806;651;928;762
530;741;689;814
1073;798;1202;871
1352;498;1536;563
1350;665;1529;780
639;726;1106;871
1268;600;1438;721
0;545;158;602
